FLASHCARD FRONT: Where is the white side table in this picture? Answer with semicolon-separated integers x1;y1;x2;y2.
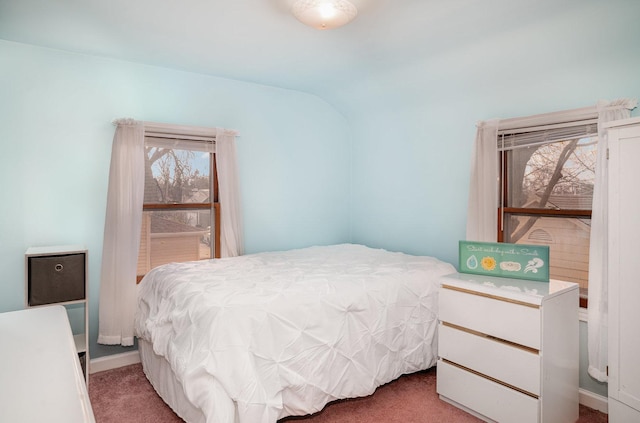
0;306;95;422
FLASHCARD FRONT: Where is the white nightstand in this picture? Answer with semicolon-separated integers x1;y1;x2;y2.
0;306;95;422
436;272;579;423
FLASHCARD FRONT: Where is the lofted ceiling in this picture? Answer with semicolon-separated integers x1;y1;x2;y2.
0;0;631;105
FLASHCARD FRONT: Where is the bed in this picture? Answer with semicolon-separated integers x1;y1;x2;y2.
134;244;455;423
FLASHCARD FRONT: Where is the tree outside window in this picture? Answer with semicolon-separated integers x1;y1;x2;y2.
500;135;596;305
137;141;219;279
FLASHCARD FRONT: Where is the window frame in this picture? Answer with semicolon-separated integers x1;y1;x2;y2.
496;118;598;309
136;126;222;282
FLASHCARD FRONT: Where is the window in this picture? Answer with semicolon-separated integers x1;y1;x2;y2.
136;133;220;279
498;120;598;307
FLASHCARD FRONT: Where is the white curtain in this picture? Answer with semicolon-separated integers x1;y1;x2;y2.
466;119;500;241
587;98;637;382
216;128;244;257
97;119;145;346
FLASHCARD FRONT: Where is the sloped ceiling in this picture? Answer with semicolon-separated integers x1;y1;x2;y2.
0;0;634;108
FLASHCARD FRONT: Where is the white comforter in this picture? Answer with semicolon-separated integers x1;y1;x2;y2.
135;244;455;423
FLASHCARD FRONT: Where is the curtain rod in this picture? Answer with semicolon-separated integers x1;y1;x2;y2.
490;98;637;132
111;118;239;137
143;121;239;137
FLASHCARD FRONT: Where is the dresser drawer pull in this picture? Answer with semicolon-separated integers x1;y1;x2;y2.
442;284;540;309
441;359;539;399
441;322;539;355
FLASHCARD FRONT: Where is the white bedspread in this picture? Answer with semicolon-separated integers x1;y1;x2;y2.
135;244;455;423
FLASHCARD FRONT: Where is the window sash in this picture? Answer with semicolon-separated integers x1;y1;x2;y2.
498;117;597;231
138;132;221;280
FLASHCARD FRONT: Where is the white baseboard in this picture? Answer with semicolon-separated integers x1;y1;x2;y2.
579;388;608;414
89;350;141;374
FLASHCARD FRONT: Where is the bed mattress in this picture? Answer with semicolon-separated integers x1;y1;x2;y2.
135;244;455;423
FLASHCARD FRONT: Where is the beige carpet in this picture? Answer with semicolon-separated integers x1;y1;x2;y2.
89;364;608;423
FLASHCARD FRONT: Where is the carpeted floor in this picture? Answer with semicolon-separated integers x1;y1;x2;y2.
89;363;608;423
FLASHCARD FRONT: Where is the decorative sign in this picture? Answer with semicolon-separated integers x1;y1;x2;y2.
459;241;550;282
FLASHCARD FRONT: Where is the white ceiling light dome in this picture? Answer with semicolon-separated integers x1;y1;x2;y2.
292;0;358;30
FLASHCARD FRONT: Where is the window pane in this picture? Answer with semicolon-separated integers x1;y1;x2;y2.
504;214;590;297
137;210;212;276
144;147;210;204
506;137;596;210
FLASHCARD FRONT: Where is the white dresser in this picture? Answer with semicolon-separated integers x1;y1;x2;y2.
436;272;578;423
0;306;95;422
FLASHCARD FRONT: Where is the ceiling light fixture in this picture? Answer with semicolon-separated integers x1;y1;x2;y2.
292;0;358;30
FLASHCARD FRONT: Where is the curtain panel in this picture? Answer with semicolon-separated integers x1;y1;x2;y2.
97;119;145;346
466;120;500;242
98;120;244;347
216;128;244;257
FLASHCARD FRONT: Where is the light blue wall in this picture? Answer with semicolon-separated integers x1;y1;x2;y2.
344;1;640;264
0;40;351;358
342;1;640;399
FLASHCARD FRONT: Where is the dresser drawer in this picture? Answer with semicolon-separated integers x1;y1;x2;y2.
437;359;539;423
439;323;541;395
440;285;541;350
